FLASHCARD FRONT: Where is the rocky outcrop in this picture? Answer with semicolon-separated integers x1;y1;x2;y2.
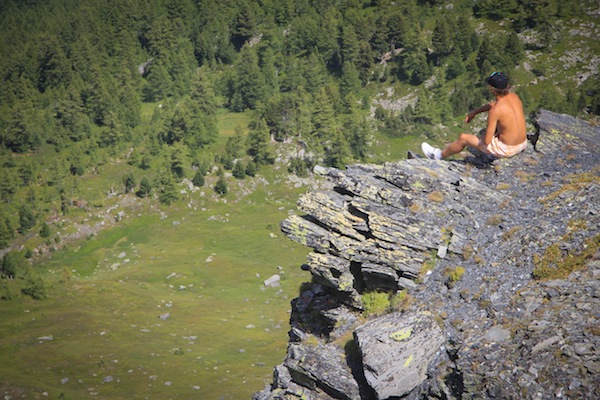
255;109;599;400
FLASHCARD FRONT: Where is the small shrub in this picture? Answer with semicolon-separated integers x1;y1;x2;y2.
21;270;47;300
445;266;466;288
502;226;522;241
362;291;391;316
421;257;436;276
462;244;474;260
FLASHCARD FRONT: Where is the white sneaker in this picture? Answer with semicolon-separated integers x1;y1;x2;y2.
421;142;442;160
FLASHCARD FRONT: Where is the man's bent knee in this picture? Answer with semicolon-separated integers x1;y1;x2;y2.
458;133;479;147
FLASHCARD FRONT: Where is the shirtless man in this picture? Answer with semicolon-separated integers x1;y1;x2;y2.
422;72;527;160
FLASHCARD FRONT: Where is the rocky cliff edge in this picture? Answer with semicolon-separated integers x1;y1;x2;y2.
254;109;600;400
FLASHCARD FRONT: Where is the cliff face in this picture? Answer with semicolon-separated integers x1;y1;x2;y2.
255;110;600;400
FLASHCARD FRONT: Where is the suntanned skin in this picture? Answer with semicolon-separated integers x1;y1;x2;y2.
440;87;527;158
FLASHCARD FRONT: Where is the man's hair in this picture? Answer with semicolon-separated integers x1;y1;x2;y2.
490;86;510;97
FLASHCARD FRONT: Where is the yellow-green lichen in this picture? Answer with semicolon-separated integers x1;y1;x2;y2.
389;327;412;342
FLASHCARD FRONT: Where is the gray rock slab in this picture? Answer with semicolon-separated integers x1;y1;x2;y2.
354;311;445;399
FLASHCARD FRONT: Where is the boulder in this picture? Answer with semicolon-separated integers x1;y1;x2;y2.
354;312;445;399
284;343;361;400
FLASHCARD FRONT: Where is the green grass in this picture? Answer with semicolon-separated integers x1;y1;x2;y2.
0;168;310;399
216;109;251;137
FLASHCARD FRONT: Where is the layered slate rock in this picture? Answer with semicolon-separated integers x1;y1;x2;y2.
255;110;600;400
280;158;507;305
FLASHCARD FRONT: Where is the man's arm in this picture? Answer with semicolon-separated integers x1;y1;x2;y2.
465;103;493;123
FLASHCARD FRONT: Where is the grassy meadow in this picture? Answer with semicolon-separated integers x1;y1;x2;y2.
0;186;312;399
0;105;424;399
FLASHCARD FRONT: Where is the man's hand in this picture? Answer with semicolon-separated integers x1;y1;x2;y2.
465;112;476;123
465;103;492;124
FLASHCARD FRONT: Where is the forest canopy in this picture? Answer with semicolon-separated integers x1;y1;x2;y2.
0;0;598;250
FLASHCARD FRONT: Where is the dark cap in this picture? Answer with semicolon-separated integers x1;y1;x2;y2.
487;71;508;89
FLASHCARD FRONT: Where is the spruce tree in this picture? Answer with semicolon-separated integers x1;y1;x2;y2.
137;177;153;198
214;176;228;197
18;205;36;235
122;172;136;193
233;161;246;179
192;170;205;187
159;175;179;205
39;222;51;238
245;161;257;177
0;216;14;249
431;17;453;65
1;251;19;279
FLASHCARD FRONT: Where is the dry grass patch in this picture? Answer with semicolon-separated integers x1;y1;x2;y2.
515;170;534;182
533;233;599;280
487;214;503;225
427;191;444;203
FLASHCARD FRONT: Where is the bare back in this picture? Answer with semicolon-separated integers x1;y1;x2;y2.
486;92;527;146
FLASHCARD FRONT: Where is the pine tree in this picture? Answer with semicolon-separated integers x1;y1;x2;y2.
0;169;19;204
247;118;275;165
245;161;257;177
0;216;14;249
159;175;179;205
399;28;431;85
136;177;153;198
170;142;188;178
140;154;152;170
1;251;19;279
122;172;136;193
454;15;478;59
225;128;245;159
312;87;337;140
191;169;205;187
18;205;36;235
39;222;51;238
214;175;228;197
233;161;246;179
340;24;360;65
504;32;524;67
324;130;349;169
231;46;266;111
340;61;362;100
431;17;453;66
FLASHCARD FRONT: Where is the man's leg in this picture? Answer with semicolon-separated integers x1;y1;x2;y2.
441;133;481;158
